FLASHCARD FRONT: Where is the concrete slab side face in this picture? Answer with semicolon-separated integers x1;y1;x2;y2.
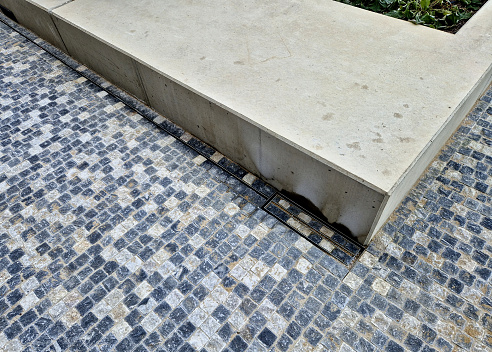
256;129;385;238
0;0;67;51
138;62;384;239
138;63;245;162
50;15;149;103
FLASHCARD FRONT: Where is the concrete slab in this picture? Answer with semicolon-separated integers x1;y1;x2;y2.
1;0;491;243
0;0;69;50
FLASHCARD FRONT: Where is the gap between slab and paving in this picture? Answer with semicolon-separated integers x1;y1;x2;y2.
0;0;491;244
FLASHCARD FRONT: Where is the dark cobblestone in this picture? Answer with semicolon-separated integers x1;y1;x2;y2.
1;12;492;352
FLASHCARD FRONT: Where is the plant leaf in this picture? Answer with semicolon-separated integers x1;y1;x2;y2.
420;0;431;10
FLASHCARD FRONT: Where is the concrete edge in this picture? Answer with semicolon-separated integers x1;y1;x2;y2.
456;0;492;40
364;63;492;244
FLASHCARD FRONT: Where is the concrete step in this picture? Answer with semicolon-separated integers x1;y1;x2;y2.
1;0;491;243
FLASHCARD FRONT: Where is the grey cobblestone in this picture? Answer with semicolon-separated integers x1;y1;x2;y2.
1;12;492;352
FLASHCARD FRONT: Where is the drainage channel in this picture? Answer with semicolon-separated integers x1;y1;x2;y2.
0;13;364;268
263;194;364;269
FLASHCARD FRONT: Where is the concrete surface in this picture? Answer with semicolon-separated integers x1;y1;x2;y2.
1;0;491;243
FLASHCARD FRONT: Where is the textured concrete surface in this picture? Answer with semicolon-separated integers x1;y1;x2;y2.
2;14;492;352
1;0;491;242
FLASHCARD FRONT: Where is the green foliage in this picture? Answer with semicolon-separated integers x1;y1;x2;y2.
337;0;484;31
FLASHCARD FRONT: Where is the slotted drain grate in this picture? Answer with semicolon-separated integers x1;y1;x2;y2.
263;193;364;267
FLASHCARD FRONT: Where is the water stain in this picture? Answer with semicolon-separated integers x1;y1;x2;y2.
372;132;383;143
322;113;334;121
281;190;328;223
382;169;392;176
347;142;361;151
362;85;369;90
332;222;356;239
403;104;409;108
233;60;244;65
200;56;206;60
398;137;414;143
394;113;403;118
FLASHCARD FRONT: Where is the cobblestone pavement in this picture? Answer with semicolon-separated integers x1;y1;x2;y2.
1;15;492;352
